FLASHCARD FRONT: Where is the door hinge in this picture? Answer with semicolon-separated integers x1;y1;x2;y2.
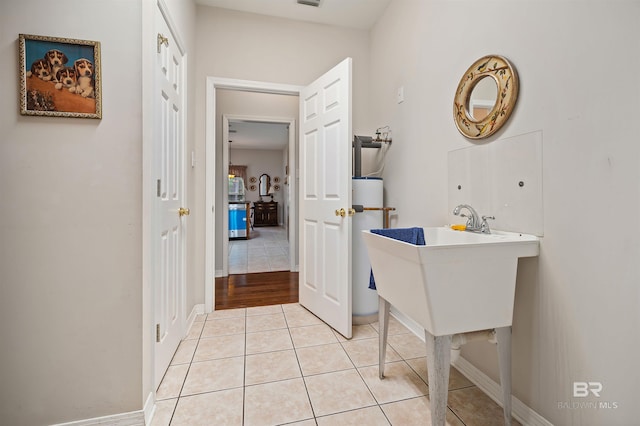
157;179;161;197
157;33;169;53
156;324;161;342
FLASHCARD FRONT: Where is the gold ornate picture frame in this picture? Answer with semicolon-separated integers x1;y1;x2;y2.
19;34;102;119
453;55;518;140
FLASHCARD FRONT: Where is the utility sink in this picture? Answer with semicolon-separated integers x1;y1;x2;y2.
363;226;539;426
362;226;539;336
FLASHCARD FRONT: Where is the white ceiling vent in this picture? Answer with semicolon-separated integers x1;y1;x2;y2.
297;0;321;7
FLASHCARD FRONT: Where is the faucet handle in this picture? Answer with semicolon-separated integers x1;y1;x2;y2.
480;215;495;234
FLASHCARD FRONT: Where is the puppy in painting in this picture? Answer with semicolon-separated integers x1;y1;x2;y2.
26;59;53;81
44;49;68;82
55;67;77;92
73;58;94;98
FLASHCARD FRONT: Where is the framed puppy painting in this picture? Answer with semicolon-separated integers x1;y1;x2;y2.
19;34;102;119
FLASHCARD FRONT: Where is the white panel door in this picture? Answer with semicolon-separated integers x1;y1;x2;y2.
154;8;186;389
299;58;353;338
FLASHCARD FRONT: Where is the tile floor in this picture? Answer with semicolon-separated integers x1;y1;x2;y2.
152;304;520;426
229;226;290;274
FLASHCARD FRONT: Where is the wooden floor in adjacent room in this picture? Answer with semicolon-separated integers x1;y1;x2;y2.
215;271;299;310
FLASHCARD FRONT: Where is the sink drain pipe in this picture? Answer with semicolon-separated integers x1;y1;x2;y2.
450;329;497;362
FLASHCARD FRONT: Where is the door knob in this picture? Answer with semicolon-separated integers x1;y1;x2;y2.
335;208;356;218
178;207;190;217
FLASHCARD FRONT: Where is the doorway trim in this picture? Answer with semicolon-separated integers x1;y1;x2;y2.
205;77;303;312
221;115;297;277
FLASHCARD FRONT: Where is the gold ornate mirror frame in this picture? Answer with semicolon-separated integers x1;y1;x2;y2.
453;55;519;140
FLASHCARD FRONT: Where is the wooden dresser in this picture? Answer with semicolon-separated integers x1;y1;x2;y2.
253;201;278;226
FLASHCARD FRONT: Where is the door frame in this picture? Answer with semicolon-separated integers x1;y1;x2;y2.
221;114;297;277
204;77;303;312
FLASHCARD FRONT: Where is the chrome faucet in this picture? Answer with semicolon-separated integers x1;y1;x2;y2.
453;204;494;234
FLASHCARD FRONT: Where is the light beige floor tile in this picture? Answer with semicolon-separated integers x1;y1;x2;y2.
316;406;390;425
304;369;376;417
447;386;522;426
282;302;306;313
200;317;245;338
387;332;427;359
246;304;283;316
193;313;207;322
359;361;429;404
268;255;290;270
381;396;465;426
246;328;293;354
244;378;314;426
207;307;246;320
333;324;378;342
245;349;301;385
193;334;245;362
248;247;267;257
149;398;177;426
156;364;189;400
248;262;271;274
286;420;316;426
170;339;197;365
405;358;473;390
246;312;287;332
341;337;402;367
285;309;324;328
229;265;248;274
370;316;412;335
171;388;243;426
181;357;244;396
296;342;354;376
185;320;204;340
290;324;339;348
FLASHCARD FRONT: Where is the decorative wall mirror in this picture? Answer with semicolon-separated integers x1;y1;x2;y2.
453;55;519;140
259;173;270;197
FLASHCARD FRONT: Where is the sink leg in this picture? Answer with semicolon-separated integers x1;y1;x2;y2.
424;330;452;426
378;297;390;379
496;326;512;426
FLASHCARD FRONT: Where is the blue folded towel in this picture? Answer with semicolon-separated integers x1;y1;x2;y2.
368;227;425;290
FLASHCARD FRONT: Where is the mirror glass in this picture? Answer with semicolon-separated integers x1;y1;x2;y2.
259;173;270;196
467;76;498;121
453;55;519;140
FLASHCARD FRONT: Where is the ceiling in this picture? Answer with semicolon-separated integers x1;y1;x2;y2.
195;0;392;30
228;121;290;150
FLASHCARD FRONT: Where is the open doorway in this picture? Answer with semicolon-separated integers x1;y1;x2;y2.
222;117;294;275
205;78;303;312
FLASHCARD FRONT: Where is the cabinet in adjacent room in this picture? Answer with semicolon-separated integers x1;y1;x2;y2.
253;201;278;226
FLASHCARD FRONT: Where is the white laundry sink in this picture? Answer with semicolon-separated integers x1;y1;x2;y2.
362;227;539;336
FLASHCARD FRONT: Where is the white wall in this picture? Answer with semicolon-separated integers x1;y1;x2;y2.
0;0;197;423
369;1;639;425
230;149;286;207
0;1;143;424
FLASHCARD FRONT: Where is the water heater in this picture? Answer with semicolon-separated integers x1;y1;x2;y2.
352;177;383;323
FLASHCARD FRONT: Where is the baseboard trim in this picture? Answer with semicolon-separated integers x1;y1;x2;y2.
143;391;155;425
186;303;205;336
50;410;145;426
452;357;553;426
390;308;552;426
215;269;224;278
